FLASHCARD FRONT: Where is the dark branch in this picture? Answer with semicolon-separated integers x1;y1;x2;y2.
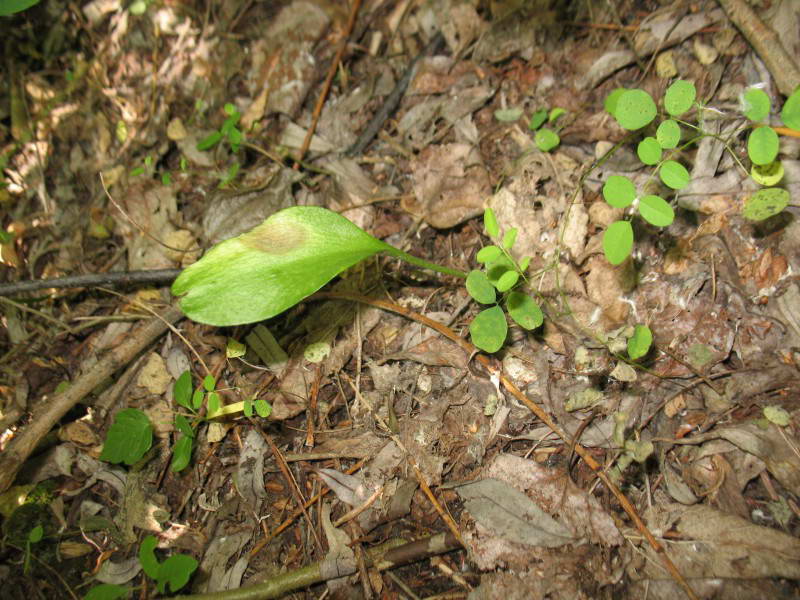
345;33;445;156
0;269;182;296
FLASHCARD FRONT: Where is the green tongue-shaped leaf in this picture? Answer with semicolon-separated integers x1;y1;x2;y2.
172;206;391;326
172;206;465;326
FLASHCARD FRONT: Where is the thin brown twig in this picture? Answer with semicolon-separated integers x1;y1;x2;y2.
0;268;181;296
248;458;367;559
295;0;363;165
333;484;384;528
256;426;324;552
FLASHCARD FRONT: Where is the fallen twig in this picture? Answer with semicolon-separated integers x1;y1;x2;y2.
175;532;460;600
0;269;181;296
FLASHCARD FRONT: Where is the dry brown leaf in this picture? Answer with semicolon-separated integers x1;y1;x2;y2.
639;504;800;580
584;256;630;325
483;453;623;547
406;143;490;228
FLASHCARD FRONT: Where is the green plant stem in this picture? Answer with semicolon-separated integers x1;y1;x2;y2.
384;248;467;279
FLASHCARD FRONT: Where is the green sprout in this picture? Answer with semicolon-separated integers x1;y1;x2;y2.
528;106;566;152
493;105;566;153
83;536;198;599
171;370;272;472
466;207;544;352
194;102;244;187
99;371;272;475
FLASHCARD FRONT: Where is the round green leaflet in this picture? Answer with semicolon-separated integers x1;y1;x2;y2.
28;524;43;543
664;80;696;116
751;161;784;186
496;270;520;292
742;188;789;221
656;119;681;149
659;160;690;190
628;324;653;360
469;305;508;353
535;128;560;152
528;109;547;130
485;254;516;287
603;220;633;265
476;245;502;263
506;291;543;330
466;270;496;304
549;107;566;123
747;126;779;166
603;175;636;208
615;89;657;130
780;87;800;130
638;195;674;227
742;87;770;121
637;137;662;165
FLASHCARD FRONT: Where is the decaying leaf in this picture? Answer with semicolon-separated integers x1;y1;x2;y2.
457;478;575;548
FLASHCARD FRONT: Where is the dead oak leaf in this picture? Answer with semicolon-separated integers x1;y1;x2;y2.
406;143;490;229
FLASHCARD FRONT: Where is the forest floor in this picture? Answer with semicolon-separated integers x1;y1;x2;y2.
1;1;800;599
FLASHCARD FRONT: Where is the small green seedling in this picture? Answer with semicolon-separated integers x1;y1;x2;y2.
129;154;153;178
493;106;565;152
171;371;211;472
466;207;544;352
197;103;243;152
626;324;653;360
23;524;43;575
138;534;198;594
83;536;198;600
602;81;800;264
528;107;565;152
99;408;154;466
196;102;243;187
171;370;272;472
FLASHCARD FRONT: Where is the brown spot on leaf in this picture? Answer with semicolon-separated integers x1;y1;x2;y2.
242;219;307;255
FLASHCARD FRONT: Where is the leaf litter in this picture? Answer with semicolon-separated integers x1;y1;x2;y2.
1;1;800;599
